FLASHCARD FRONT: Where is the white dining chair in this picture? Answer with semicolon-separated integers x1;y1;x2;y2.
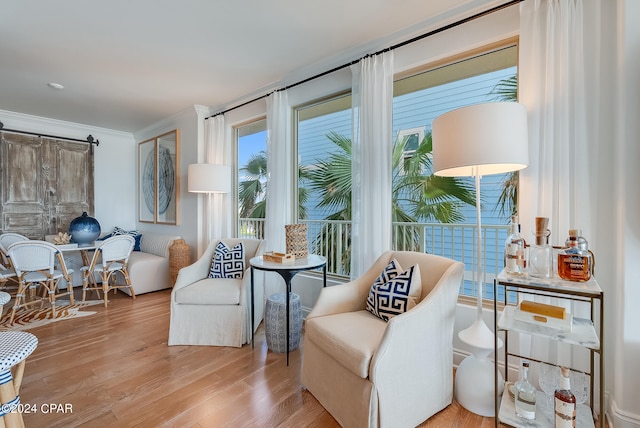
81;234;135;307
6;240;75;325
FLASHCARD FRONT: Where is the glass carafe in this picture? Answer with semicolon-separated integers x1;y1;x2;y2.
529;229;552;279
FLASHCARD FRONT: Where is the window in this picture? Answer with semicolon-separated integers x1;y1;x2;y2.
292;42;518;291
391;42;518;301
397;126;426;175
236;118;267;239
295;94;352;275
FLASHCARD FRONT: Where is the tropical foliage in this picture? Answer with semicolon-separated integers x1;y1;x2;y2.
305;131;476;272
238;150;310;221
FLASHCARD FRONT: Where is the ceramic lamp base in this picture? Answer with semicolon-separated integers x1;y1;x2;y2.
455;351;504;417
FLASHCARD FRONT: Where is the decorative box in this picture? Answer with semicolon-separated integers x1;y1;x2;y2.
263;251;296;264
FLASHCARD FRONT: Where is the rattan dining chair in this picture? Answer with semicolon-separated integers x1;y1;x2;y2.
5;240;75;325
0;233;29;295
81;234;135;307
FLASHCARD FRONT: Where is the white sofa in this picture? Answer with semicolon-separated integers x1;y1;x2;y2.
51;231;182;295
121;232;183;296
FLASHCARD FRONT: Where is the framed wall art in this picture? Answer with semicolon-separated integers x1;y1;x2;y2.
138;129;180;224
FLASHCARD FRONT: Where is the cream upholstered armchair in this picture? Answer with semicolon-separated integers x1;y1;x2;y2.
302;251;464;428
168;238;264;347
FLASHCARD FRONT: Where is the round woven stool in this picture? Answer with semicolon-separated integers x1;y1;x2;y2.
265;292;302;353
0;331;38;427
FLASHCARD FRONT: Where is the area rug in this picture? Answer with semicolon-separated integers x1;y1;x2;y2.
0;299;102;332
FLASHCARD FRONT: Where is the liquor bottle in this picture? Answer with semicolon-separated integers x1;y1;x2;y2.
504;215;526;275
554;367;576;427
564;229;588;252
558;229;591;282
515;360;536;420
529;216;553;278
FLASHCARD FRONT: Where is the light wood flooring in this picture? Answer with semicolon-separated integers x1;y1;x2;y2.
17;289;500;427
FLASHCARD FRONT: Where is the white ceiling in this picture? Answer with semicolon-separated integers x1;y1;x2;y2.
0;0;498;133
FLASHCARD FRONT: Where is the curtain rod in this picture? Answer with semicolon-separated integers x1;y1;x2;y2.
206;0;523;120
0;121;100;147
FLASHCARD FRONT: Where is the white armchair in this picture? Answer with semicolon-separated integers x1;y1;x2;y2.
301;251;464;428
168;238;265;347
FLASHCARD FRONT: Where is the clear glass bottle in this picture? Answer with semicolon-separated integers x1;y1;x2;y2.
529;233;552;278
554;367;576;427
558;229;591;282
515;360;537;420
505;215;526;275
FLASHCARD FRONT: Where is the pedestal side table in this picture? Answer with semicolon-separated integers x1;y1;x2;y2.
250;254;327;365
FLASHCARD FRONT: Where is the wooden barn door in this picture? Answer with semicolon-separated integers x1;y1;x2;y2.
0;132;94;239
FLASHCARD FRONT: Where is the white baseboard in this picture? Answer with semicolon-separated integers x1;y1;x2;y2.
608;392;640;428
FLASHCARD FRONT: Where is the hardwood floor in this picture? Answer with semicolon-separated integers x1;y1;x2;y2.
18;289;500;427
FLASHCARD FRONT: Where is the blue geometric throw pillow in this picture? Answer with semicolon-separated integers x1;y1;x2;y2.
372;258;403;287
209;242;245;279
112;226;142;251
366;261;422;322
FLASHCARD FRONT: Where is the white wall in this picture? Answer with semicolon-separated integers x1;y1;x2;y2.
133;105;207;262
610;1;640;426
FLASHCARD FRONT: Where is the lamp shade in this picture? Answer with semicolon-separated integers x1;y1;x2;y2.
432;102;529;177
187;163;231;193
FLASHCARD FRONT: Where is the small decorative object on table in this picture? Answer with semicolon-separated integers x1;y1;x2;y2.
53;232;72;245
515;300;573;331
68;211;101;246
285;224;308;258
263;251;295;264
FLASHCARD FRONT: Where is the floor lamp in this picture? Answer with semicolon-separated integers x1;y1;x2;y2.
188;163;231;244
432;102;528;416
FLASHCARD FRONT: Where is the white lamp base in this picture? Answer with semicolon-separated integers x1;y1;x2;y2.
455;318;504;417
455;350;504;417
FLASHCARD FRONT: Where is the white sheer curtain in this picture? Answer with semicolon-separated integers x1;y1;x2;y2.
204;115;232;244
265;90;293;254
518;0;609;374
350;51;394;278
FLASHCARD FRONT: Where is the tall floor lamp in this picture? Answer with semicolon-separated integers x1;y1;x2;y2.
432;102;528;416
188;163;231;243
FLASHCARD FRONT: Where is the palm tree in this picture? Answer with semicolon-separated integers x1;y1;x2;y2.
238;151;310;221
307;131;476;272
490;74;520;218
238;151;267;219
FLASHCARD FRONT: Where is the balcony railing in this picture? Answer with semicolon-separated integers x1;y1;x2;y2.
238;218;509;300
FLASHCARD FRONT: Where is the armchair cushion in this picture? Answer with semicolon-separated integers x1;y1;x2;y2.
209;241;245;279
306;310;386;378
174;278;241;305
366;260;421;321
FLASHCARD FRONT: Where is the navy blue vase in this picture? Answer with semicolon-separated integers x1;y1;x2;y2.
68;212;101;246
